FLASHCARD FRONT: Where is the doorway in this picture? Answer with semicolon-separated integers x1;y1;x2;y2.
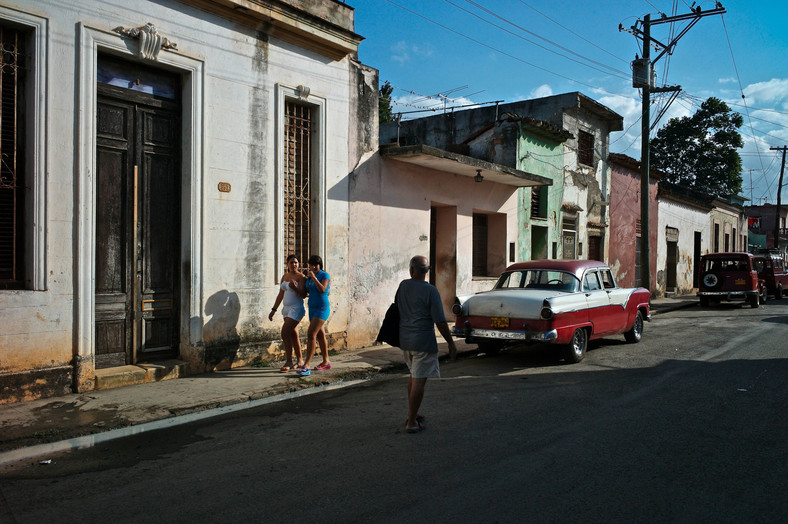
94;56;181;368
666;241;678;292
429;205;457;319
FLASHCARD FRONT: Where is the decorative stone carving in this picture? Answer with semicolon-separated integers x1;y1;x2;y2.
113;23;177;61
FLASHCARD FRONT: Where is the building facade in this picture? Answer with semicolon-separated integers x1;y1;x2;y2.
607;154;659;290
0;0;376;403
656;183;713;296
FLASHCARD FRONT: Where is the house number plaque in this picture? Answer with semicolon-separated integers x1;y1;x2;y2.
218;182;231;193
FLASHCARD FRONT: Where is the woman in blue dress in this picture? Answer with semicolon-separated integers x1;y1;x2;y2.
297;255;331;375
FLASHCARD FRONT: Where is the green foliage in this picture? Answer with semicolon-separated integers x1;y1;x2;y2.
379;80;395;124
650;97;744;197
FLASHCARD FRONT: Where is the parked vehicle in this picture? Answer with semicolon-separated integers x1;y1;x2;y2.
754;250;788;300
451;260;651;363
697;252;765;308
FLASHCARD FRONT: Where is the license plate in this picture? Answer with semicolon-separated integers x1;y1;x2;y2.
490;317;509;328
734;279;745;285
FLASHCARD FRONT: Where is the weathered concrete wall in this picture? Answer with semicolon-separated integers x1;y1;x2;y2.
709;207;745;252
0;0;366;403
381;93;622;263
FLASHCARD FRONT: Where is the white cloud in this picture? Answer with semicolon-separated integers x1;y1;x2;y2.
390;41;433;65
718;77;737;84
742;78;788;107
529;84;553;98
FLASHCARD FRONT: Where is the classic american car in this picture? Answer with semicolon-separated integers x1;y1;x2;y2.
697;252;765;308
452;260;651;363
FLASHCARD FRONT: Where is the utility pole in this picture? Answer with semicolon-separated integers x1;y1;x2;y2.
769;146;786;251
622;3;725;291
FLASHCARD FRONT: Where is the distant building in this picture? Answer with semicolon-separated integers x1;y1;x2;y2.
745;203;788;255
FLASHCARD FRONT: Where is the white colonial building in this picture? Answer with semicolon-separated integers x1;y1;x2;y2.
0;0;377;402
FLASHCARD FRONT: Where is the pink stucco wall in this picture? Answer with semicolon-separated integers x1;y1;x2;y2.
347;153;522;348
608;159;659;291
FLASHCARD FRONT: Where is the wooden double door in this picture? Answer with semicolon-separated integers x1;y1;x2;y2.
94;82;181;368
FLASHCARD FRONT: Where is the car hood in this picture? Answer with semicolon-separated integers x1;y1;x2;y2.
463;289;563;318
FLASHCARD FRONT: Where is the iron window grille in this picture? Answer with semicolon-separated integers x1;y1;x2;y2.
0;23;27;288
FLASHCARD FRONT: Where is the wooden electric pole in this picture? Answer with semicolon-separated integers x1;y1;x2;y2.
623;4;725;291
769;146;786;250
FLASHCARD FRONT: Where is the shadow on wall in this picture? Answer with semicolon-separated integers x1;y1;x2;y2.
203;290;241;370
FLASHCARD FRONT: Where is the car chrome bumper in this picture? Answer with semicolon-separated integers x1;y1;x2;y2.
697;290;758;298
452;326;558;343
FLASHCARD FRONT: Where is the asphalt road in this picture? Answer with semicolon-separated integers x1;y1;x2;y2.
2;300;787;523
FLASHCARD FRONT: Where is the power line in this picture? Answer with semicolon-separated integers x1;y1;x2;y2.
517;0;630;65
447;0;630;80
382;0;632;99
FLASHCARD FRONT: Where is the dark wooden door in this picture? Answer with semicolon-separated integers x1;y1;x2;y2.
95;84;180;368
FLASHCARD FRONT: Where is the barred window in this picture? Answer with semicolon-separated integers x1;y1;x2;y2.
283;100;312;266
578;130;594;167
0;23;27;288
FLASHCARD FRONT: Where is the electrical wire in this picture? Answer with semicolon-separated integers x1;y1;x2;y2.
449;0;630;79
517;0;630;65
382;0;632;99
719;13;771;193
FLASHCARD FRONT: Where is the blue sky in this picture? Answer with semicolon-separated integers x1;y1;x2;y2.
353;0;788;204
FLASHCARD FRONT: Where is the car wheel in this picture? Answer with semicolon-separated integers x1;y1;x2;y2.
563;328;588;363
750;294;760;308
477;340;503;356
777;285;783;300
624;311;644;343
699;296;709;307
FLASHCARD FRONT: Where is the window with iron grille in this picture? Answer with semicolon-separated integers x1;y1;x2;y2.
283;100;312;266
578;130;594;167
0;23;27;288
472;213;488;276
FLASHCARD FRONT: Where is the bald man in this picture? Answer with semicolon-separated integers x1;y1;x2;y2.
396;255;457;433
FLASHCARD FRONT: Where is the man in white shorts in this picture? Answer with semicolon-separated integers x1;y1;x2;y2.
396;255;457;433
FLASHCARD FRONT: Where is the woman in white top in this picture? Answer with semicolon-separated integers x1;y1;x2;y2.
269;255;307;371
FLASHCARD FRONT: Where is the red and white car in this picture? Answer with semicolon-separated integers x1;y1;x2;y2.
452;260;651;363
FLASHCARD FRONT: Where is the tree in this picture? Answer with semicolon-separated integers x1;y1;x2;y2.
379;80;395;124
650;97;744;197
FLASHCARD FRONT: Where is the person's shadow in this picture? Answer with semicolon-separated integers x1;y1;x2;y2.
203;290;241;370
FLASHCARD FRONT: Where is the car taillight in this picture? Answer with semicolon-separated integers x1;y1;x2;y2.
452;299;463;316
540;300;553;319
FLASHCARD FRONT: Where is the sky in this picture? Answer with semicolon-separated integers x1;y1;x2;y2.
352;0;788;205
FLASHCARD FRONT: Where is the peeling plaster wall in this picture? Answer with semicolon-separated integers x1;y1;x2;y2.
608;161;659;290
347;158;520;348
0;0;364;402
517;133;565;261
657;199;710;296
559;107;614;260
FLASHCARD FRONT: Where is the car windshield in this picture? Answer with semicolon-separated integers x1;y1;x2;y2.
495;270;580;292
703;258;749;272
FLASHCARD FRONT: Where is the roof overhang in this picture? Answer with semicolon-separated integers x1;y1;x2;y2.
182;0;363;60
379;144;552;187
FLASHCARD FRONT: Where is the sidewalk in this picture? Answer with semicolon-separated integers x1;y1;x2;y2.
0;295;696;464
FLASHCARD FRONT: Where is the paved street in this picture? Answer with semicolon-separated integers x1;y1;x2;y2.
1;300;786;523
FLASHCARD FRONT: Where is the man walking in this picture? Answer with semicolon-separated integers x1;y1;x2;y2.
396;255;457;433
